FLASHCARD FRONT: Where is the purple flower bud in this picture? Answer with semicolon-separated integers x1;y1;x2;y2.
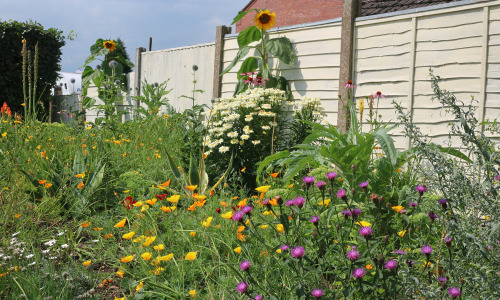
409;202;418;208
254;295;263;300
448;287;461;299
236;282;248;293
438;276;448;283
415;185;427;196
280;245;289;252
232;211;244;222
336;189;347;200
326;172;338;181
421;245;433;256
359;226;372;238
240;260;251;271
294;196;306;209
347;250;360;261
309;216;320;224
428;211;438;222
352;208;362;218
311;289;323;298
241;206;253;215
316;181;327;190
285;200;295;207
342;209;352;219
438;198;448;209
358;181;369;190
353;268;366;279
302;176;316;187
394;250;406;255
406;260;415;267
384;259;397;271
291;246;305;258
445;236;452;247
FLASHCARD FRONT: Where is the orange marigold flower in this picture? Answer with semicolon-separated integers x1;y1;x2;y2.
366;264;373;270
114;218;127;228
39;180;47;185
82;260;91;266
80;221;90;227
270;172;279;178
77;182;84;189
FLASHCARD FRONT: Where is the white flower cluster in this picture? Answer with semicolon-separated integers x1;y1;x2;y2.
291;96;328;125
203;88;287;156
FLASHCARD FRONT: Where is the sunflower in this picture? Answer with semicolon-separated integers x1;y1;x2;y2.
254;10;276;31
103;40;116;52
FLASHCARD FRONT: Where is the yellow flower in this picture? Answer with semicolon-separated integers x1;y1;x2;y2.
276;249;282;254
135;281;144;292
392;206;404;213
158;253;174;262
120;255;135;263
114;218;127;228
14;214;20;218
80;220;90;227
44;183;52;188
398;230;407;238
270;172;279;178
115;297;125;300
82;260;91;266
254;9;276;31
366;264;373;270
233;247;242;254
241;167;246;172
141;252;152;261
116;269;125;278
221;211;233;219
317;199;331;207
93;227;103;231
255;185;271;193
185;185;197;191
133;201;143;207
189;290;197;297
145;198;157;205
1;132;7;138
185;252;197;261
276;224;284;233
193;194;207;201
237;198;247;207
260;224;268;229
77;182;84;189
154;244;165;251
167;195;180;203
151;267;164;275
122;231;135;239
357;221;372;227
143;236;156;247
103;40;116;52
189;231;197;237
160;206;176;213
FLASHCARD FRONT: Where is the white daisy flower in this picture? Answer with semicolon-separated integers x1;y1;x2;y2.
227;132;238;138
230;139;239;144
44;240;56;246
262;126;270;130
262;104;271;109
61;244;69;248
219;146;230;153
28;261;36;266
25;254;35;259
12;231;20;237
241;135;250;140
251;140;261;145
41;249;50;254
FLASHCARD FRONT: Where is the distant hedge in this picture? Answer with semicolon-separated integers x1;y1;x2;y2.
0;20;65;116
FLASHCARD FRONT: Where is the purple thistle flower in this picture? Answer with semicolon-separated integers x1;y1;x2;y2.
294;196;306;208
353;268;366;279
241;206;253;215
352;208;362;219
254;295;263;300
359;226;372;238
495;175;500;181
488;245;493;250
240;260;251;271
236;282;248;293
358;181;369;190
394;250;406;255
342;209;352;219
302;176;316;187
438;198;448;209
409;202;418;208
428;211;438;222
347;249;360;261
262;199;270;207
415;185;427;196
336;189;347;200
445;236;452;247
285;199;295;207
309;216;320;224
448;287;461;299
280;245;289;252
384;259;397;271
291;246;305;259
311;289;324;298
232;211;244;222
326;172;338;181
421;245;433;256
438;276;448;283
316;181;327;190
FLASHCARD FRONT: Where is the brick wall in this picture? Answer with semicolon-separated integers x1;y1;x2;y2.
235;0;344;32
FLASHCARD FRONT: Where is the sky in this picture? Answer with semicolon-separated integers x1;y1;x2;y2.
0;0;249;72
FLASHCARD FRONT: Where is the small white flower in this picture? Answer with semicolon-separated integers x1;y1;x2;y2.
251;140;261;145
230;139;239;144
57;231;65;236
61;244;69;248
269;121;277;127
262;104;271;109
204;150;212;156
262;126;270;130
25;254;35;259
245;116;253;122
49;256;58;260
12;231;20;237
219;146;230;153
241;134;250;140
91;239;99;243
41;249;50;254
44;240;56;247
227;131;238;138
28;261;36;266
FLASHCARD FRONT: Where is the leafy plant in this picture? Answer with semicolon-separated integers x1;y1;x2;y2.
134;79;174;118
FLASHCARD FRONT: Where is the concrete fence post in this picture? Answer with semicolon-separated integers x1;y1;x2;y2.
134;47;146;117
337;0;359;132
213;25;232;100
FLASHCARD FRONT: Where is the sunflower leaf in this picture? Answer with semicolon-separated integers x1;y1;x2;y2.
221;46;250;76
232;9;258;25
237;26;261;48
237;57;259;80
266;37;295;66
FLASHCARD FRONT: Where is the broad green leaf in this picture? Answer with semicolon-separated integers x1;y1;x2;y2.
189;153;200;187
237;26;261;48
373;127;398;167
233;79;247;97
82;97;96;109
435;144;473;163
231;9;258;25
266;37;295;66
221;46;250;76
237;57;259;80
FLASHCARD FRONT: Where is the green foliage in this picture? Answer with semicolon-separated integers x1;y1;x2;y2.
134;79;174;118
0;20;66;115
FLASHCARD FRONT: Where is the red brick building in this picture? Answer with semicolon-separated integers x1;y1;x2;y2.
235;0;462;32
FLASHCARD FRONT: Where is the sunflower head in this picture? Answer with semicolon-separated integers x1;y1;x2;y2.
103;40;116;52
254;10;276;31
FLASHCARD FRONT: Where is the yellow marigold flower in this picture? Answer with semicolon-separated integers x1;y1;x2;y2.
103;40;116;52
133;201;143;207
185;185;197;191
77;182;84;189
357;221;372;227
195;200;206;207
141;252;152;261
152;267;164;275
237;225;246;233
39;180;47;185
167;195;180;203
189;231;197;237
254;9;276;31
1;132;7;138
45;183;52;188
140;204;149;212
116;269;125;278
94;227;103;231
262;211;273;216
288;184;294;188
133;236;145;243
276;224;284;233
392;205;404;213
255;185;271;193
189;290;196;297
115;297;125;300
220;201;229;207
136;281;144;292
398;230;407;238
202;216;213;227
193;194;207;201
120;255;135;263
14;214;20;218
317;199;331;207
160;206;176;213
122;231;135;239
221;211;233;219
234;247;242;254
237;198;247;207
145;198;157;205
154;244;165;251
143;236;156;247
82;260;91;266
75;173;85;178
158;253;174;263
260;224;268;229
114;218;127;228
241;167;246;172
276;249;282;254
185;252;197;261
